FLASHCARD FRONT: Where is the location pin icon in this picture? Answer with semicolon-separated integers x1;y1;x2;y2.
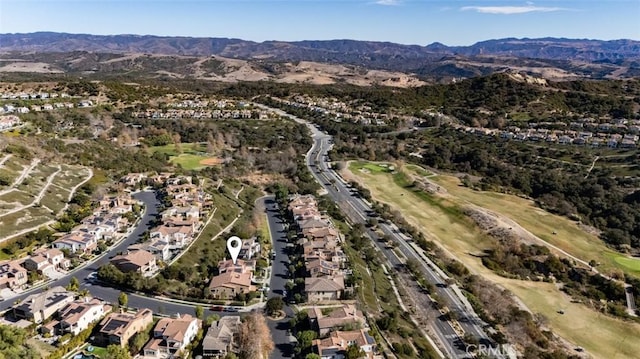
227;236;242;265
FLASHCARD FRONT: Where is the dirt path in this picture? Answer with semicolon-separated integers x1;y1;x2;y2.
584;156;600;179
0;158;40;196
0;166;92;242
0;154;12;167
0;164;60;220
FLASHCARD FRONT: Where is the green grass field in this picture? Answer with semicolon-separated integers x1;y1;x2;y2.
352;161;640;276
150;143;222;170
348;160;640;359
175;191;240;268
614;256;640;272
406;164;433;177
424;170;640;277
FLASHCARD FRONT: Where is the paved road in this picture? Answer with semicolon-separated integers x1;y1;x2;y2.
261;196;297;359
0;191;222;318
258;103;504;359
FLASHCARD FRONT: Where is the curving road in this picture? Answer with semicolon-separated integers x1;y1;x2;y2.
1;191;219;317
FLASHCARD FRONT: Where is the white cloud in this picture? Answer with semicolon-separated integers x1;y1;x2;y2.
461;5;565;14
375;0;400;5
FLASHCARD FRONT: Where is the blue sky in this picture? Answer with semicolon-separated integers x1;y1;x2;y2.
0;1;638;45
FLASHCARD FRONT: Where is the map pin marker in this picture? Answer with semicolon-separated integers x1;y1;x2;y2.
227;236;242;265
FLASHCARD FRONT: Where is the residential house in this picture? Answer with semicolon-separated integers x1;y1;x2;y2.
239;238;261;260
303;239;344;263
129;240;171;262
308;304;366;336
0;115;20;130
312;330;377;359
150;225;193;248
162;216;199;231
58;298;111;335
96;308;154;347
288;194;317;212
217;259;255;274
303;227;340;242
298;219;332;231
23;255;56;277
13;286;75;323
0;260;28;290
52;232;98;254
162;206;199;220
202;316;241;358
143;314;201;358
111;250;157;276
33;248;70;270
121;173;146;187
209;272;255;300
558;135;573;145
306;259;341;278
74;224;109;240
24;248;70;277
305;276;345;303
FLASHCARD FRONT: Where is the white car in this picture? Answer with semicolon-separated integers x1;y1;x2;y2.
86;272;98;282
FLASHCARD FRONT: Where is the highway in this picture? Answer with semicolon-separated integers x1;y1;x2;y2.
1;191;219;318
257;102;503;359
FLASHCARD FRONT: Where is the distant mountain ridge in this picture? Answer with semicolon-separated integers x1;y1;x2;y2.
2;32;638;63
1;32;639;82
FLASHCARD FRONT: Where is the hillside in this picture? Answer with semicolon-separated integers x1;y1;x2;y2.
1;32;639;81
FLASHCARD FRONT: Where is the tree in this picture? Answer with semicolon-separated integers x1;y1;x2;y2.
0;325;38;359
238;313;274;359
105;344;132;359
265;296;284;316
345;344;365;359
66;277;79;292
195;305;204;319
205;314;220;327
305;354;321;359
295;330;317;353
173;133;183;154
118;292;128;309
129;330;149;355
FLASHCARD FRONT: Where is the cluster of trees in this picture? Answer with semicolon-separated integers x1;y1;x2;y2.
55;183;97;232
57;80;100;96
1;228;55;256
0;325;38;359
4;144;33;160
50;138;169;177
332;127;640;253
482;242;629;316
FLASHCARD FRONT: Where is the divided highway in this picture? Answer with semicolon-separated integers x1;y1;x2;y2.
257;103;504;359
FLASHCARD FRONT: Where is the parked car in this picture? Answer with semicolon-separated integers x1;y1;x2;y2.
211;305;224;311
224;307;239;312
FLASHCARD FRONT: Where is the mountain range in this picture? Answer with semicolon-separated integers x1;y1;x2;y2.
1;32;639;84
